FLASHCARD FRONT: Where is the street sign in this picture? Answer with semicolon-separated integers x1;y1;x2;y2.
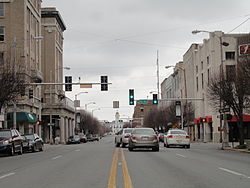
113;101;119;108
219;108;230;113
137;99;148;104
239;43;250;55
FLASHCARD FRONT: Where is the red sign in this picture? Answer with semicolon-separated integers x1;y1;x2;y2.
239;44;250;55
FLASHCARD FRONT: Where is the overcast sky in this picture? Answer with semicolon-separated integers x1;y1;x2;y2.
42;0;250;121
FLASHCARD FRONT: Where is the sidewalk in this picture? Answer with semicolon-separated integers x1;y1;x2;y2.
223;146;250;154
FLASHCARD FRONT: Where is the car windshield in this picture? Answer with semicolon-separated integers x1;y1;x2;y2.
170;130;187;135
0;131;11;138
124;129;133;133
133;129;155;135
24;134;35;140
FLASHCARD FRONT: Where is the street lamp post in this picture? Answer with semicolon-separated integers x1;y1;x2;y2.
85;102;96;111
92;108;100;117
49;66;70;144
192;30;229;147
75;91;88;101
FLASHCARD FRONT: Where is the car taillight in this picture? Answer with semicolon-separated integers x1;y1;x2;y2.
124;136;130;138
154;136;158;140
131;136;137;140
186;135;190;139
167;135;173;138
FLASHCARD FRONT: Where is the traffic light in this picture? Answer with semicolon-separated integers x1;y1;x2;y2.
101;76;108;91
29;89;33;99
152;94;158;104
129;89;134;105
65;76;72;91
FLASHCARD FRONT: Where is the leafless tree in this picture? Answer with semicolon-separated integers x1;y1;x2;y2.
0;57;26;113
207;60;250;145
79;110;102;134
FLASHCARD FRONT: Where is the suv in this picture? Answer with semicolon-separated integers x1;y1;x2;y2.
0;129;23;156
115;128;134;148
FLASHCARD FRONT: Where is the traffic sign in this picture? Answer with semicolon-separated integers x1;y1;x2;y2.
137;99;148;104
219;108;230;113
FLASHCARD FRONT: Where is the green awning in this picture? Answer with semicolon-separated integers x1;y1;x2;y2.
7;112;37;123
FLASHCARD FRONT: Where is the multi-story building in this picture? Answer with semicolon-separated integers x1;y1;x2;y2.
133;99;157;127
41;8;75;144
0;0;43;135
177;31;250;143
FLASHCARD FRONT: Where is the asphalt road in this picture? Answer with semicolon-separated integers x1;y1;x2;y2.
0;136;249;188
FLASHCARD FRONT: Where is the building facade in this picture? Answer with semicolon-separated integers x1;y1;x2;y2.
41;8;75;144
0;0;43;135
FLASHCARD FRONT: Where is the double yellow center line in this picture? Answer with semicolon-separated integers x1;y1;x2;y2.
107;148;133;188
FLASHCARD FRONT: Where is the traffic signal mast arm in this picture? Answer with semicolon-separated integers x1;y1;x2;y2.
26;82;112;86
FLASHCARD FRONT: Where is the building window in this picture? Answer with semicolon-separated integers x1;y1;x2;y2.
225;52;235;60
201;73;204;89
201;61;203;70
0;3;4;17
207;69;210;85
196;77;199;91
207;56;209;65
0;51;4;65
226;65;236;81
196;65;198;74
0;27;4;41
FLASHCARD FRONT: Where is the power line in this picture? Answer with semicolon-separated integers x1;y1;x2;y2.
227;17;250;33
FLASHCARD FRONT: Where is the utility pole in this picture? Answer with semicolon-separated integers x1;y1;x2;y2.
156;50;160;98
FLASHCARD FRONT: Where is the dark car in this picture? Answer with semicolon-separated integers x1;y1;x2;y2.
67;135;80;144
22;134;44;152
86;134;94;142
78;133;87;143
0;129;23;156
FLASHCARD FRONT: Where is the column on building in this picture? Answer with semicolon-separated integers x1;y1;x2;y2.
69;118;72;136
65;117;69;141
72;119;75;135
60;116;65;144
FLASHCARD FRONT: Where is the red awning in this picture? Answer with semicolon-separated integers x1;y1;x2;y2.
227;114;250;122
205;116;213;123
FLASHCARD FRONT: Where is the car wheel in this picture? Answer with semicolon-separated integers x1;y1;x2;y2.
115;142;120;147
166;144;170;148
32;145;37;152
164;143;166;147
153;147;159;152
128;147;133;151
9;145;15;156
18;145;23;155
186;145;190;149
39;144;44;151
121;143;126;148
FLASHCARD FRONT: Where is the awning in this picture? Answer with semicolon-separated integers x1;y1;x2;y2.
7;112;37;123
227;114;250;122
205;116;213;123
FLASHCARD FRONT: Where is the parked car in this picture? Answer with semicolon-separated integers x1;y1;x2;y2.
0;129;23;156
92;134;100;141
128;128;159;151
86;134;94;142
22;134;44;152
158;133;165;142
67;135;80;144
163;129;190;148
115;128;134;148
78;133;87;143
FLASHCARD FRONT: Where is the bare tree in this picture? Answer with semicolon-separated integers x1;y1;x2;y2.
0;59;26;113
207;61;250;145
79;110;102;134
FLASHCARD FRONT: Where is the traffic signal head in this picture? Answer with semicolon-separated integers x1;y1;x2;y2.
153;94;158;104
101;76;108;91
65;76;72;91
129;89;134;105
29;89;33;99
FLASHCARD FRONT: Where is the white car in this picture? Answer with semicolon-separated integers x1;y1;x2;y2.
115;128;134;147
164;129;190;148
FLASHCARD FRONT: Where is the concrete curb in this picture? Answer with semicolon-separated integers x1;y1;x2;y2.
223;147;250;154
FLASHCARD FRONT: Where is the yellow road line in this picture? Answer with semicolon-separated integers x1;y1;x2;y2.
107;148;119;188
121;149;133;188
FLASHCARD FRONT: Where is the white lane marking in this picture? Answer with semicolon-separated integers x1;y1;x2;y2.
75;149;80;152
219;167;250;179
52;155;62;160
176;154;186;158
0;172;15;180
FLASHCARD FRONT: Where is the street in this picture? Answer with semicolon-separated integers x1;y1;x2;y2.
0;136;250;188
